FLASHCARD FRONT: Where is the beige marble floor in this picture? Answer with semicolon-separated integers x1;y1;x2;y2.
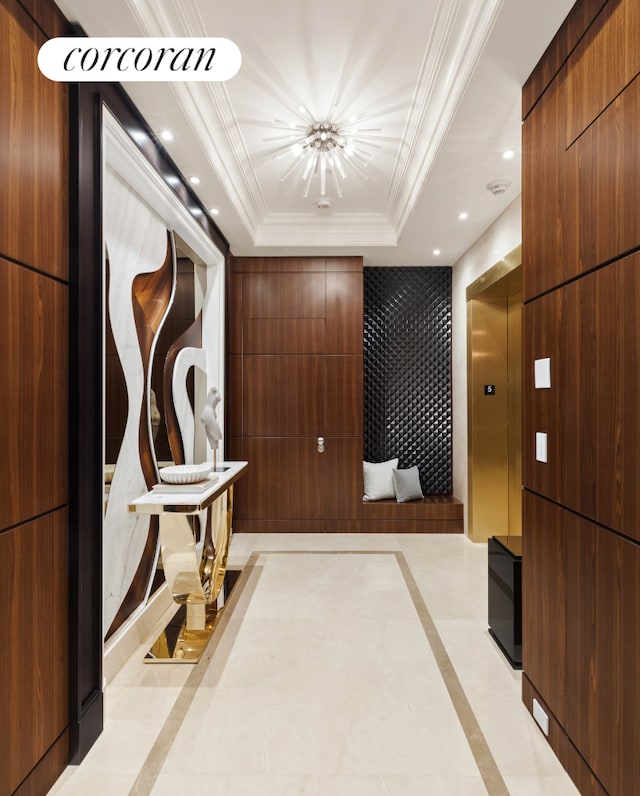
50;534;578;795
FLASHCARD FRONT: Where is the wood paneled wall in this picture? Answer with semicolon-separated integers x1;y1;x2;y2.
522;1;640;793
228;256;364;533
0;1;71;793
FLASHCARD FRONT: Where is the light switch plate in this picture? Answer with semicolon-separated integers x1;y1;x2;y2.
534;357;551;389
536;432;548;463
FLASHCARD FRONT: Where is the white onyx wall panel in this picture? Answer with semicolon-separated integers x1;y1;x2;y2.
103;165;176;638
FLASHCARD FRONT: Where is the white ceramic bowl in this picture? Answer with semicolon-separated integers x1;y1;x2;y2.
159;463;212;484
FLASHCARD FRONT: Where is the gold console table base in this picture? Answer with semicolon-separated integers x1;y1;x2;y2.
144;602;220;663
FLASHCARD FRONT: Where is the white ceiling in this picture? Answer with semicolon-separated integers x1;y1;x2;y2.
55;0;574;266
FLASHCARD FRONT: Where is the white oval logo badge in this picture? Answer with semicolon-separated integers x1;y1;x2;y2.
38;37;241;82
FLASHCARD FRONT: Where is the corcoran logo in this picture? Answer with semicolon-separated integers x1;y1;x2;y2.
38;37;241;82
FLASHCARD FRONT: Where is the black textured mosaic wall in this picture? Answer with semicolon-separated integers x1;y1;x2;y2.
364;267;452;494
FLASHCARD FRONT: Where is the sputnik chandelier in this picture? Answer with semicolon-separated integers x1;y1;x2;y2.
267;105;382;199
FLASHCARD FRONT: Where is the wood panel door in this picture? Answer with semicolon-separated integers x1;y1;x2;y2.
230;257;363;532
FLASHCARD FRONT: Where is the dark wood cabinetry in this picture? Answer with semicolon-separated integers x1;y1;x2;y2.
522;1;640;792
228;256;363;532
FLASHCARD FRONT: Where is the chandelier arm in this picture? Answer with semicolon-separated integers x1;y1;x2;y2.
350;137;383;149
301;150;317;181
352;150;371;166
331;163;344;199
342;154;369;180
271;120;308;130
337;113;384;127
320;153;327;196
296;105;315;124
269;142;306;159
303;172;314;198
332;151;347;179
280;152;306;181
263;133;300;143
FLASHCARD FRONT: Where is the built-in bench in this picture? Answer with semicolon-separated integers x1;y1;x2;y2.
363;495;464;533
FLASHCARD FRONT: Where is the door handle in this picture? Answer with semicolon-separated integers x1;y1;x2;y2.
317;436;325;453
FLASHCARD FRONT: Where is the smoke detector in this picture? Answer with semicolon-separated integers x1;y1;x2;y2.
486;179;512;196
315;198;332;209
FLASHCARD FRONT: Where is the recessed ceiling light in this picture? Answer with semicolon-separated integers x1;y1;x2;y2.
433;249;441;256
209;207;219;215
189;176;201;185
458;212;468;220
160;130;173;142
502;149;515;160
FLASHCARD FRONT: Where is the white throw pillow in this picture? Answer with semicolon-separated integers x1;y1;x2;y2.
392;466;424;503
363;458;399;501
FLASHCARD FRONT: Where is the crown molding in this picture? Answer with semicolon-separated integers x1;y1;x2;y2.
255;213;397;247
386;0;506;235
124;0;265;237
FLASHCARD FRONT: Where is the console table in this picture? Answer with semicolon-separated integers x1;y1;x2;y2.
129;460;247;662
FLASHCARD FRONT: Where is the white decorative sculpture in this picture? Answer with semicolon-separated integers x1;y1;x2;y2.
200;386;222;469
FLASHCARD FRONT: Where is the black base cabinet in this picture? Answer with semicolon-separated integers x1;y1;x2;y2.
488;535;522;668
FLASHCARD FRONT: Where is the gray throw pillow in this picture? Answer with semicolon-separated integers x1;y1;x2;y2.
392;466;424;503
363;458;399;500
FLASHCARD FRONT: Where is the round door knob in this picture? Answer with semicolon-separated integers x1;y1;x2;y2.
317;437;325;453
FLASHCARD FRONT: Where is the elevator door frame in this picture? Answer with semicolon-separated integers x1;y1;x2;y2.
466;248;522;542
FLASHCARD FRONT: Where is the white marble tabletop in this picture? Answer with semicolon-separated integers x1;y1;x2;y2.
128;461;248;515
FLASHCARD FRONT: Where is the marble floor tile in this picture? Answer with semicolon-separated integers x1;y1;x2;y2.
151;772;490;795
51;533;577;796
49;771;139;795
51;718;161;780
504;775;579;795
105;686;184;722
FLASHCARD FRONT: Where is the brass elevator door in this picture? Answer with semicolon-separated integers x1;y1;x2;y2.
467;259;522;542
